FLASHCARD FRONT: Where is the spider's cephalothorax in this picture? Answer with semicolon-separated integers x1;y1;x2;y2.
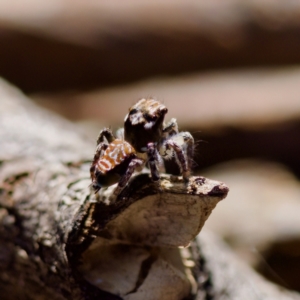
124;98;194;182
124;98;168;153
90;128;143;195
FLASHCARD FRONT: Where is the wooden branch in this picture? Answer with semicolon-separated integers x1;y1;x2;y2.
0;78;227;299
64;173;227;299
1;78;298;300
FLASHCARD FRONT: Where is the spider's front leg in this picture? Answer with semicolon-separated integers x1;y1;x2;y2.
113;157;144;196
160;132;194;182
146;142;161;183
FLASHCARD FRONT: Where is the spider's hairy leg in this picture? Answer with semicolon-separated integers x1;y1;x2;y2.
96;127;115;145
163;140;188;179
113;158;144;196
161;132;194;182
90;142;109;193
181;131;194;172
163;118;178;137
146;142;161;182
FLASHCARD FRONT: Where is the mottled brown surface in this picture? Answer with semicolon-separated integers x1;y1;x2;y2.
0;78;227;300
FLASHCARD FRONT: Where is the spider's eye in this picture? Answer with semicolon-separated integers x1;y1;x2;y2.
145;114;157;122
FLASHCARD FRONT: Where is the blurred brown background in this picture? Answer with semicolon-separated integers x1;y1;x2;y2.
1;0;300;293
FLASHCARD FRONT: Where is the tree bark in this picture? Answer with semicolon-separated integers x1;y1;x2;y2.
0;78;298;300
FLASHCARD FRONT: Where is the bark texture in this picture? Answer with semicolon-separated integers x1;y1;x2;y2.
1;78;298;300
0;78;228;299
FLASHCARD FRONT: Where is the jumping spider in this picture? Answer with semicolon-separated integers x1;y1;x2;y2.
90;98;194;196
124;98;194;182
90;128;143;196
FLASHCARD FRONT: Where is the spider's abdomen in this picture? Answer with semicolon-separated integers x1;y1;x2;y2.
97;139;136;173
91;128;145;194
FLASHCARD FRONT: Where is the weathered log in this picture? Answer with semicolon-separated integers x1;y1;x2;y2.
0;78;228;299
2;78;298;300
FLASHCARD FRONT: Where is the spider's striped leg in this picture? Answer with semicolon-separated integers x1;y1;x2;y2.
183;132;195;173
113;158;144;196
96;127;115;145
162;132;194;182
146;142;161;182
90;142;108;193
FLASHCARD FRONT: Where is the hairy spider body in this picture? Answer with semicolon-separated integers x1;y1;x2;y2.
124;98;195;182
90;99;194;196
124;98;168;153
90;128;143;195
